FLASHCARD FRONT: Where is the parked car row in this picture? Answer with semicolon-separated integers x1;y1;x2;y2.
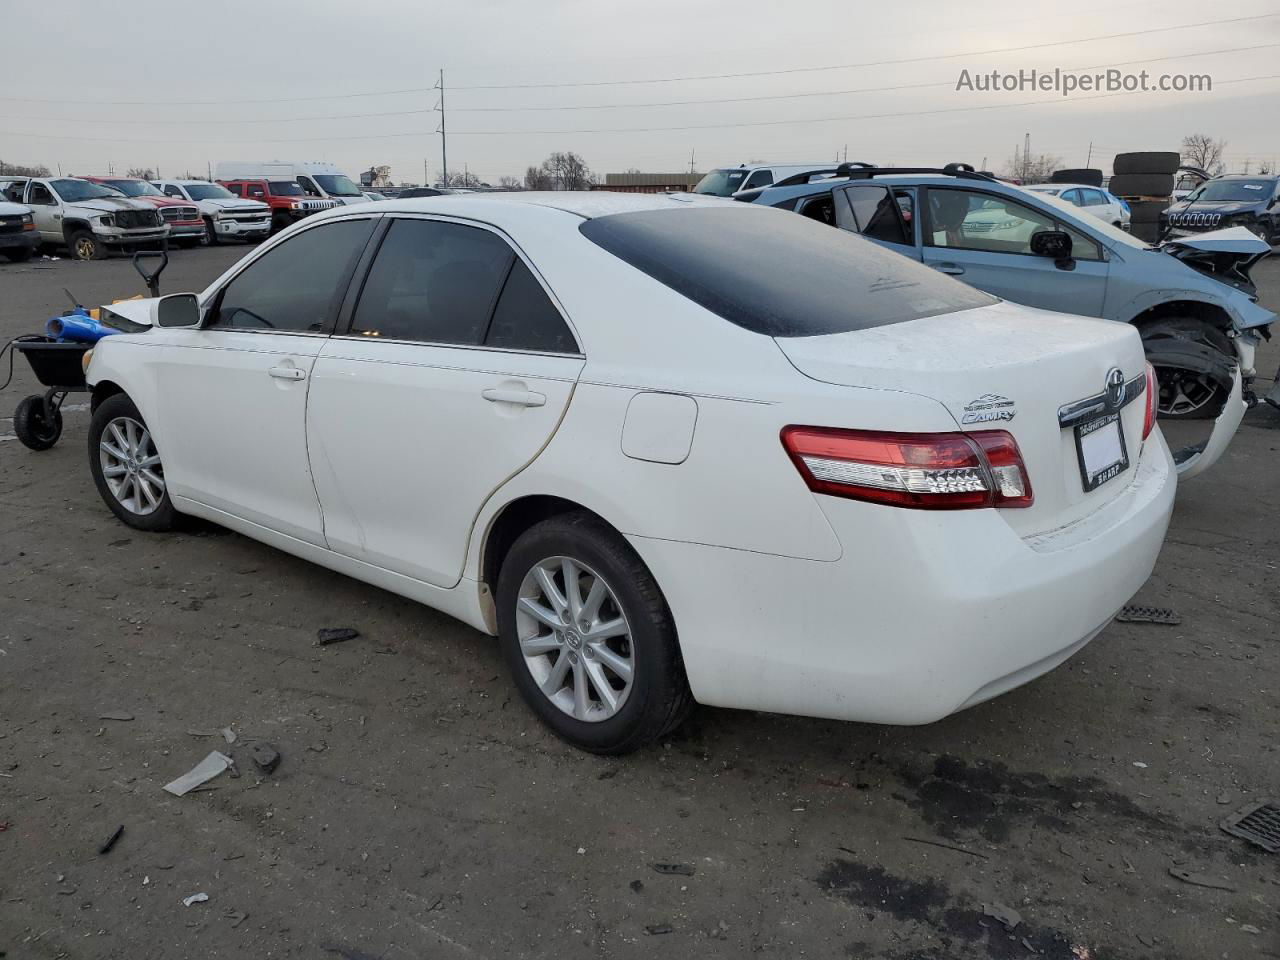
0;161;380;261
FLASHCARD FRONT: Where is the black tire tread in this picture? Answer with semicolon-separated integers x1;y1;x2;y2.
13;395;61;451
1112;151;1181;176
1051;168;1104;186
498;511;693;754
1107;173;1175;198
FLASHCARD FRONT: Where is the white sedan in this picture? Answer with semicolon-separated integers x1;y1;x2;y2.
83;192;1175;753
1024;183;1131;230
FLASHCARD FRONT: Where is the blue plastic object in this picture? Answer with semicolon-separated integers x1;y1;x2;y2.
45;308;119;344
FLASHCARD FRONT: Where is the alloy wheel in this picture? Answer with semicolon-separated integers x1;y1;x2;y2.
99;416;165;516
74;237;96;260
515;556;634;722
1155;366;1219;417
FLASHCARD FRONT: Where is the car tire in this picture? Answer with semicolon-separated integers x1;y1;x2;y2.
203;217;220;245
1112;152;1181;176
88;393;179;531
13;394;62;450
1140;319;1234;420
496;511;693;754
1051;168;1104;186
1107;173;1175;198
69;230;106;261
271;213;291;234
4;247;33;262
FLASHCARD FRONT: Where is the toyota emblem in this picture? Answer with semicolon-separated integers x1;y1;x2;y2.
1105;367;1126;409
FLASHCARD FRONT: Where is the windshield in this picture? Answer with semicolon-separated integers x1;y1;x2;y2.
1018;188;1149;250
313;174;363;197
51;178;119;202
692;168;751;197
185;182;235;200
1186;179;1276;203
581;207;997;337
268;181;303;197
101;179;162;197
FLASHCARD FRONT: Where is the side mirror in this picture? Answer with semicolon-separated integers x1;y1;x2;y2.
155;293;201;328
1031;229;1073;260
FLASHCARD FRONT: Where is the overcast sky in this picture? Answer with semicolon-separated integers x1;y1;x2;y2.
6;0;1278;185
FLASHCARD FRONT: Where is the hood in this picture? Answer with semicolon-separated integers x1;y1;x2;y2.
71;196;156;215
202;198;270;212
1167;200;1264;215
0;200;31;216
1159;226;1271;294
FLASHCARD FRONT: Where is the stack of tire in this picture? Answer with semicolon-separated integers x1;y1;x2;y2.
1108;152;1179;243
1050;168;1104;187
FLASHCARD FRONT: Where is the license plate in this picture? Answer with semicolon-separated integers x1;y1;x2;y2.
1074;414;1129;492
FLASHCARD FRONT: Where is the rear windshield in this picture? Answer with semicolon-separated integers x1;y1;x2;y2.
692;169;750;197
579;207;996;337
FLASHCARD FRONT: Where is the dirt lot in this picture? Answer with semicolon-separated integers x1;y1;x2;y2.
1;246;1277;960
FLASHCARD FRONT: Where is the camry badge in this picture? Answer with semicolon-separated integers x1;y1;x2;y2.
961;394;1016;424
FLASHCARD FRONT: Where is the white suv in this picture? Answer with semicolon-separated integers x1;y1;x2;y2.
692;163;838;197
153;180;271;244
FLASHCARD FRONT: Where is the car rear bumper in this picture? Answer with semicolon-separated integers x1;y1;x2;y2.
631;432;1175;725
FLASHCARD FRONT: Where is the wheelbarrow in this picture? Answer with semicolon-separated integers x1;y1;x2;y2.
5;250;167;451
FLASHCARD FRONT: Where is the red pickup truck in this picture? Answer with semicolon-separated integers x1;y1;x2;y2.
80;176;206;247
218;178;338;233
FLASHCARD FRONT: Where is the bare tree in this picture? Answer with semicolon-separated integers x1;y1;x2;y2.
496;175;522;190
524;165;554;190
539;151;594;191
1001;149;1062;183
0;160;51;177
1180;134;1227;175
1259;160;1274;175
126;167;155;180
443;170;483;189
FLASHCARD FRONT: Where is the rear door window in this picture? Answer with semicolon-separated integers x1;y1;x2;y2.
579;206;996;338
835;184;911;246
485;259;577;354
351;218;514;345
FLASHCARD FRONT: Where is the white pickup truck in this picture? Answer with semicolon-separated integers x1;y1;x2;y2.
5;177;169;260
152;179;272;244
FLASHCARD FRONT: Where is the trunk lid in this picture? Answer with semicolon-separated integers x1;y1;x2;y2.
774;300;1151;535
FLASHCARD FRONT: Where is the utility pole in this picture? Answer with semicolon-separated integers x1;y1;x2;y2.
435;68;448;188
423;158;428;187
843;144;848;163
1023;132;1031;180
1085;140;1093;168
689;149;695;175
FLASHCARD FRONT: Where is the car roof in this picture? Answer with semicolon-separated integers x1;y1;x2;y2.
1025;183;1109;192
365;190;730;220
1213;173;1278;181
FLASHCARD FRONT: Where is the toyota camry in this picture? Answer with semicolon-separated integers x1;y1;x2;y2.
82;192;1175;754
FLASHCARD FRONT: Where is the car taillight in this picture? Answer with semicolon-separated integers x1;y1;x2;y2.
1142;362;1157;441
781;426;1033;510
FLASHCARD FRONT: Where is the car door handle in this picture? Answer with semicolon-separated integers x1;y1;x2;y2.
268;365;306;381
482;387;546;407
933;262;965;275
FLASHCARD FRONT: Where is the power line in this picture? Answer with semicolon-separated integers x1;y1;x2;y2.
7;41;1274;128
6;13;1274;108
3;74;1276;145
446;14;1279;90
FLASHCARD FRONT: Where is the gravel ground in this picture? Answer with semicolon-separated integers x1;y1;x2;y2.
1;246;1277;960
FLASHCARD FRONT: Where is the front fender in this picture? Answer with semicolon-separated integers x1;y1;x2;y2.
85;337;167;434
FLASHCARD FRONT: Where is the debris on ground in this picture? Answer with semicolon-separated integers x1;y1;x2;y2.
220;726;237;745
629;880;644;893
902;835;990;859
1220;799;1280;853
1167;867;1237;891
982;902;1022;932
1115;605;1181;625
163;752;234;797
644;923;673;935
97;825;124;855
250;743;281;775
1240;924;1261;935
225;909;248;928
707;920;729;940
98;711;134;722
182;892;209;907
650;862;695;876
317;627;360;646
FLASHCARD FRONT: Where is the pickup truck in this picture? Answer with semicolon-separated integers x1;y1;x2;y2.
80;176;206;248
152;179;271;244
3;177;168;260
219;178;338;233
0;194;40;262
